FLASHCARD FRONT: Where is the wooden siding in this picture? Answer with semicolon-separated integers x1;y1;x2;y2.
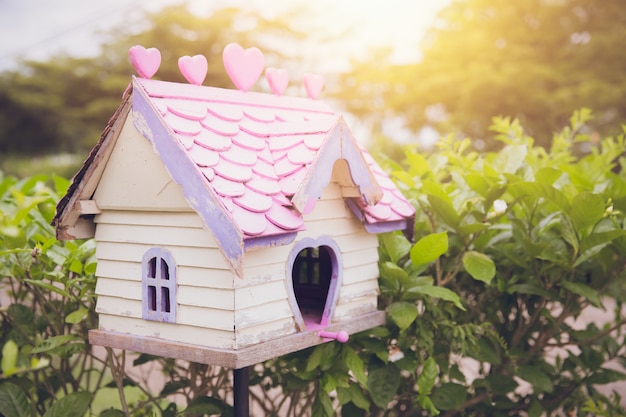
97;314;234;349
91;123;238;348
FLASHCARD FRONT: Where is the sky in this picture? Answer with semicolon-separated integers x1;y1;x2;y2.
0;0;451;71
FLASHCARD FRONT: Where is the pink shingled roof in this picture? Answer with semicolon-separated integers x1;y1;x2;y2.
135;77;414;240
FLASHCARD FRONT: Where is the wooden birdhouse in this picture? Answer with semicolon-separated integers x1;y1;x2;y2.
53;44;415;369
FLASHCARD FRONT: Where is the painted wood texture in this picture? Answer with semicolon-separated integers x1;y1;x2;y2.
93;116;191;211
97;314;234;349
93;184;238;347
90;310;385;368
54;97;132;239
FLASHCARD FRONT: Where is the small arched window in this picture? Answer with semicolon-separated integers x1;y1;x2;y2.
142;248;177;323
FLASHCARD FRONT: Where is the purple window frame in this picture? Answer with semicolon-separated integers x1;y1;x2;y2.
142;247;177;323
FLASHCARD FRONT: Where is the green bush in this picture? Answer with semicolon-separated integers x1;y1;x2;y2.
362;109;626;416
0;173;99;417
1;110;626;417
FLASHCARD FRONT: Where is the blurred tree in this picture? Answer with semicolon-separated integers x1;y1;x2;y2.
336;0;626;149
0;4;308;156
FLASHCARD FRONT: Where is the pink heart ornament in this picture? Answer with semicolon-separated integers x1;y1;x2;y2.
303;73;324;100
223;43;264;92
129;45;161;79
265;68;289;96
178;54;208;85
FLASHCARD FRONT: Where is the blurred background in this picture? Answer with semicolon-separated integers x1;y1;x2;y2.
0;0;624;177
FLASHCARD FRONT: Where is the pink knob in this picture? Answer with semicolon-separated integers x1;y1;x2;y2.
318;330;349;343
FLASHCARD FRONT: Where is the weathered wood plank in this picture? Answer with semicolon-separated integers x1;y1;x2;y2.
95;241;230;269
95;210;204;228
96;277;141;300
55;99;131;239
93;118;191;211
177;286;234;310
243;245;292;268
177;304;235;331
95;259;141;281
337;279;379;304
333;232;379;252
89;310;386;368
298;217;364;239
342;246;379;268
96;315;234;349
235;317;297;348
237;262;285;289
176;266;234;289
234;299;293;329
302;197;348;222
333;298;380;322
95;260;234;290
96;295;236;331
234;280;289;310
95;223;216;248
78;200;102;215
95;295;142;318
342;263;379;285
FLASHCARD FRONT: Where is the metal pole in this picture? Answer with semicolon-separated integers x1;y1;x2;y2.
233;366;249;417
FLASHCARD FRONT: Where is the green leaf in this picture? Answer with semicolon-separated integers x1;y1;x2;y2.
561;281;602;308
417;357;438;395
32;334;79;354
388;302;418;331
380;262;410;287
321;373;337;393
462;251;495;284
472;338;501;365
1;340;19;377
431;383;467;410
183;396;225;416
348;383;370;412
535;167;563;185
579;230;626;254
418;394;440;416
65;308;88;324
427;195;460;228
506;283;553;298
312;390;334;417
23;279;71;298
43;392;91;417
367;360;400;408
493;144;527;174
584;368;626;385
465;173;490;197
306;345;324;372
0;226;27;249
342;347;367;386
486;374;518;395
516;366;553;394
69;259;83;274
508;181;570;212
410;232;449;268
560;214;579;253
569;192;605;234
0;383;30;417
380;232;411;263
407;285;465;310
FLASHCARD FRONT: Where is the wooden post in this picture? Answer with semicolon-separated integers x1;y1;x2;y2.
233;366;249;417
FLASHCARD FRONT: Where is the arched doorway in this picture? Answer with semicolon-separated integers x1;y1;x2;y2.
287;237;342;330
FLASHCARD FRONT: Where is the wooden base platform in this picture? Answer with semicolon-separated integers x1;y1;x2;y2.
89;310;386;369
